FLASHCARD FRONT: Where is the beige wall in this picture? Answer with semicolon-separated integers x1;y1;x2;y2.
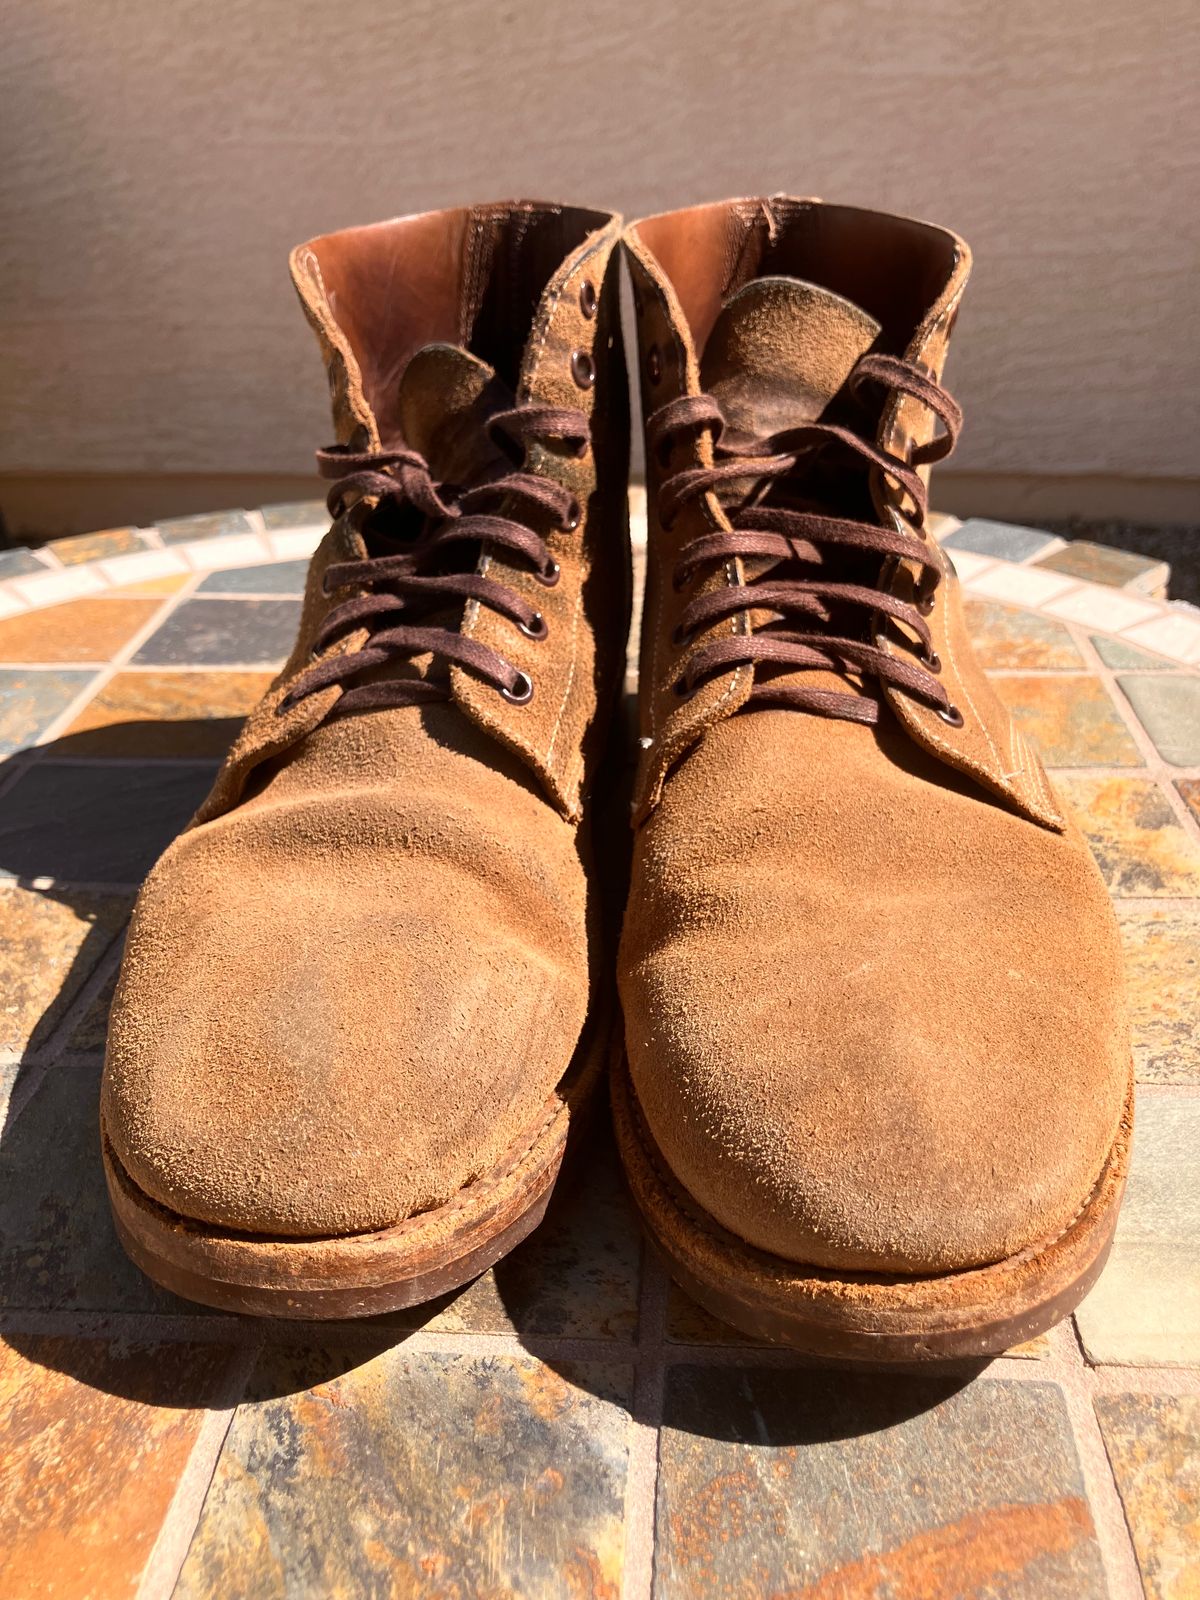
1;0;1197;536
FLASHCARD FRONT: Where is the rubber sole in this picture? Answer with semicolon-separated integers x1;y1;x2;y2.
612;1053;1133;1362
102;1014;608;1320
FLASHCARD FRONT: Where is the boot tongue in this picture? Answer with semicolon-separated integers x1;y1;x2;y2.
395;342;513;481
699;276;882;439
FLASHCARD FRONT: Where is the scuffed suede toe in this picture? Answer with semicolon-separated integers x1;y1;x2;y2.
104;709;588;1238
621;712;1129;1276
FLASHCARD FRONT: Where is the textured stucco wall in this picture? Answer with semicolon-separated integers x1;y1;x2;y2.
1;0;1197;532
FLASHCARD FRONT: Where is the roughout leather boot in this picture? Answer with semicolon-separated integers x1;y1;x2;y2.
614;197;1132;1360
101;202;630;1317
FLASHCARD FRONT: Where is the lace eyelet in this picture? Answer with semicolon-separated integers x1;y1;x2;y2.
672;675;694;699
646;344;662;385
563;498;582;532
916;592;936;616
519;611;548;641
937;702;964;727
579;280;598;319
671;621;693;649
924;649;942;674
535;559;561;587
571;349;595;389
502;670;534;705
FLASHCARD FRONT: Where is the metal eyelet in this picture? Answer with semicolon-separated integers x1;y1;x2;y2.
519;611;548;641
672;675;694;698
563;498;582;532
671;621;693;648
571;349;595;389
937;703;964;727
579;279;598;319
502;670;534;705
535;559;561;588
916;592;936;616
924;649;942;673
646;344;662;385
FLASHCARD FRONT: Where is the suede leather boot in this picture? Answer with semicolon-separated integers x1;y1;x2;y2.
614;197;1133;1359
101;202;629;1317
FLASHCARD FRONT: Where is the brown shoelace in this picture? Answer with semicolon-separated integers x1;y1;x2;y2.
648;352;964;726
278;404;589;718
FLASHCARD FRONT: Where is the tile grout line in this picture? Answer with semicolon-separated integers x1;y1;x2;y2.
134;1342;261;1600
2;940;127;1128
622;1250;668;1600
1050;1351;1146;1600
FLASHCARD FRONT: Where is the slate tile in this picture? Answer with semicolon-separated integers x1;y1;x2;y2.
61;670;273;758
1117;674;1200;766
1055;774;1200;896
0;669;97;756
383;1118;641;1339
47;528;148;566
942;518;1060;562
1091;634;1178;671
0;1057;185;1312
0;1336;241;1600
655;1368;1105;1599
990;674;1141;767
0;598;162;663
0;548;48;580
1037;541;1169;596
132;598;301;667
1177;778;1200;825
964;600;1084;670
1117;907;1200;1084
196;559;310;595
1095;1392;1200;1600
177;1350;632;1599
156;510;255;544
0;762;214;885
261;499;327;529
105;572;191;599
0;886;130;1056
1075;1092;1200;1364
65;946;122;1055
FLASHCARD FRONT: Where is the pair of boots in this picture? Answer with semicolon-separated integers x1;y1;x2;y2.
100;197;1132;1360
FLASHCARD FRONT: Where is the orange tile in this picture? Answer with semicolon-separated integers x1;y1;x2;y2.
0;1336;240;1600
63;670;274;757
105;574;192;599
0;599;162;663
990;673;1142;767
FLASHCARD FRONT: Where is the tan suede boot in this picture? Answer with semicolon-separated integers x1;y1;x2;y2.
614;197;1133;1360
101;202;629;1317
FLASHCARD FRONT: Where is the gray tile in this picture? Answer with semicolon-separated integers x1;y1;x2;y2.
261;499;327;530
1090;634;1180;671
0;762;214;884
1117;674;1200;766
655;1368;1106;1598
131;598;301;666
1075;1092;1200;1365
178;1350;632;1599
195;559;310;595
942;518;1061;563
0;548;50;580
156;510;255;543
0;669;98;757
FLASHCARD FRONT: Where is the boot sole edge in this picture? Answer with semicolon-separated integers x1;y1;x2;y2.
611;1050;1133;1363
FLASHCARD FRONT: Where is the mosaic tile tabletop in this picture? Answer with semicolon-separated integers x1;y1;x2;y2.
0;505;1197;1600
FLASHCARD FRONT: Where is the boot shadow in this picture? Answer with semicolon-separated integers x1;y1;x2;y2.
0;717;988;1439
